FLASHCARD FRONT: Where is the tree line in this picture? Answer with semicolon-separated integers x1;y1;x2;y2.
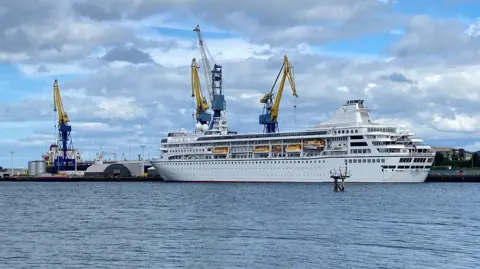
434;151;480;168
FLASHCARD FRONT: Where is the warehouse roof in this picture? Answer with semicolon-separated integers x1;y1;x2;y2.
85;164;111;173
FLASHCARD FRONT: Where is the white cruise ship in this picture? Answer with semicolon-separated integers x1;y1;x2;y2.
151;99;435;183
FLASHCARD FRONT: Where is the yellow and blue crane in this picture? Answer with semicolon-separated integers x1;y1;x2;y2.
259;55;298;133
193;24;226;130
53;79;75;172
191;57;212;130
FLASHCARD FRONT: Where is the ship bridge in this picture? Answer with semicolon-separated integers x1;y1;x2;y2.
316;99;373;127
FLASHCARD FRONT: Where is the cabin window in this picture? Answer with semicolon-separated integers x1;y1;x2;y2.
351;142;368;147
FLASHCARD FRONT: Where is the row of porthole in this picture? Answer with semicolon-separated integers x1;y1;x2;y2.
162;160;328;165
177;167;328;170
349;158;385;163
169;148;206;153
161;158;390;166
180;175;330;178
334;129;359;134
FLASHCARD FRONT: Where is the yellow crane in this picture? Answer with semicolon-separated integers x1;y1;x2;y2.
53;79;75;172
53;79;70;126
191;58;211;132
259;55;298;133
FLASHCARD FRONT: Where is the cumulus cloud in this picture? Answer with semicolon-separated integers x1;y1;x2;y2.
73;0;400;46
0;0;480;164
100;46;153;64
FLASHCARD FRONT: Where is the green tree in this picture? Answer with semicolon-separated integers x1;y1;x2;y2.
473;152;480;167
451;148;459;161
459;148;465;160
434;152;444;166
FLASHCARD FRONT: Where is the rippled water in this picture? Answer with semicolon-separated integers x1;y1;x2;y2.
0;182;479;268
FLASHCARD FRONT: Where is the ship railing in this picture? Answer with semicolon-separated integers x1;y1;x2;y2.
408;152;435;156
322;151;348;156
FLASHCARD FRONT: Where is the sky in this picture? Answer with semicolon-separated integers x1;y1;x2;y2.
1;0;480;167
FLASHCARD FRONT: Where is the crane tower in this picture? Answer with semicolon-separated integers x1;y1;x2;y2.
52;79;77;172
193;24;228;135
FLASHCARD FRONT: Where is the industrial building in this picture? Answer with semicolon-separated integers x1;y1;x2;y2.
0;168;28;178
84;161;150;178
28;160;47;176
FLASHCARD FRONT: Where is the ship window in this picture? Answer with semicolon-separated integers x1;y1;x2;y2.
346;130;349;134
367;159;371;163
351;142;368;147
348;159;352;163
355;130;358;133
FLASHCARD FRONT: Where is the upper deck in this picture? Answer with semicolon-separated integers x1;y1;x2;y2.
161;99;417;144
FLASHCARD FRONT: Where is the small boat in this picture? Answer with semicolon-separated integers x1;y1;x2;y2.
304;139;325;149
253;146;269;152
285;144;302;152
213;147;228;153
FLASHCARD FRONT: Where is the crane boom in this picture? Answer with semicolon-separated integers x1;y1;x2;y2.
191;58;211;130
193;25;214;104
53;79;70;126
259;55;298;133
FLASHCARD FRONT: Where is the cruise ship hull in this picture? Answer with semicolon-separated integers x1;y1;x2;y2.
151;157;430;183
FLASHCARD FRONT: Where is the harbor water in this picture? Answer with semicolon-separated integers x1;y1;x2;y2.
0;182;479;268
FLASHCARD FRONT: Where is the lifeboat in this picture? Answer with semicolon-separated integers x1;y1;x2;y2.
304;139;325;149
213;147;229;154
253;146;269;152
285;144;302;152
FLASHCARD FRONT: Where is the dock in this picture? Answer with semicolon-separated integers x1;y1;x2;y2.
425;174;480;183
1;172;479;183
0;176;164;182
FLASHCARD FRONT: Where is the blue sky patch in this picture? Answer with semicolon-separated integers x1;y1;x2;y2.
319;32;403;56
395;0;479;20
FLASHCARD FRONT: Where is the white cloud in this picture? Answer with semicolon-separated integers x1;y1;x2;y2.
432;113;480;132
94;97;147;120
462;142;480;152
2;0;480;165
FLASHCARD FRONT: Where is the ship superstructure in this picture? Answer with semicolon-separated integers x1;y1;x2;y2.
151;99;435;183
